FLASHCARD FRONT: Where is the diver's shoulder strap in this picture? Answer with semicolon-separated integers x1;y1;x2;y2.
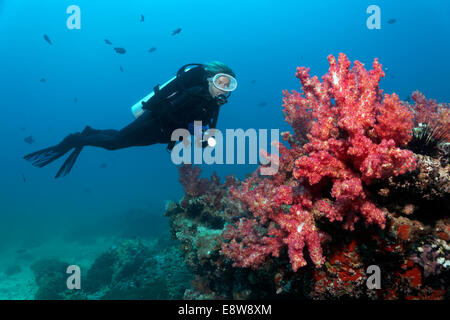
141;77;177;111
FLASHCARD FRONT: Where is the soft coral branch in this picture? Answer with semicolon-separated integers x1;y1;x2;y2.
221;53;418;271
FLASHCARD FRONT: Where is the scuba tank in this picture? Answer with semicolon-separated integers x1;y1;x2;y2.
131;76;176;119
130;64;205;119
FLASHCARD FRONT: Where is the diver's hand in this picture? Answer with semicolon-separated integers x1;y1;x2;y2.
193;130;215;149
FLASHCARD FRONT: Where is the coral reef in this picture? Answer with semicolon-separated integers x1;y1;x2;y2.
406;91;450;163
31;237;193;300
224;53;417;270
85;237;192;299
31;259;85;300
165;53;449;300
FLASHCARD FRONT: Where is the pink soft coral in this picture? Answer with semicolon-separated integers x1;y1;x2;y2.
221;53;417;271
291;53;416;229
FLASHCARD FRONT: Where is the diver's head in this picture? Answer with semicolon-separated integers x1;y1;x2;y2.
208;74;233;98
204;61;237;102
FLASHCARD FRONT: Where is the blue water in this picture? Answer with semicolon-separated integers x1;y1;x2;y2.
0;0;449;298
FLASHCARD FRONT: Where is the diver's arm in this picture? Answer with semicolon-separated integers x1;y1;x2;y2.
208;107;219;129
197;109;219;149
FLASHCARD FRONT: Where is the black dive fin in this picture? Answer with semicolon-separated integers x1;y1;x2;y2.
24;146;69;168
55;147;83;179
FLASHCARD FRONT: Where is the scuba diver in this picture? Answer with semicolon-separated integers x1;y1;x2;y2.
24;61;237;178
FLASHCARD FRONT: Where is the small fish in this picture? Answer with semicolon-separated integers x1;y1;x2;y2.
114;47;126;54
99;163;107;169
140;14;144;22
148;47;157;53
387;18;396;24
16;249;27;254
120;66;124;72
251;80;256;84
24;136;34;144
43;34;52;45
405;95;411;103
20;127;26;131
172;28;182;36
21;173;26;183
104;39;113;45
74;97;78;103
40;78;46;83
257;102;267;107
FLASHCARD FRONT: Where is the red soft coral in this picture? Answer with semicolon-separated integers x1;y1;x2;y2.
221;218;283;269
291;53;416;229
221;53;418;271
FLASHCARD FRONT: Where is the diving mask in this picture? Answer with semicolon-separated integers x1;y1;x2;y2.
208;73;237;92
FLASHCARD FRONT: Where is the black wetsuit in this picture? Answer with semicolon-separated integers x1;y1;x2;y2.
24;64;224;178
71;64;221;150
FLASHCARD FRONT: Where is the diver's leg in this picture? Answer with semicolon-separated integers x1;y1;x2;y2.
24;126;111;178
73;112;167;150
80;125;118;137
24;111;168;177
